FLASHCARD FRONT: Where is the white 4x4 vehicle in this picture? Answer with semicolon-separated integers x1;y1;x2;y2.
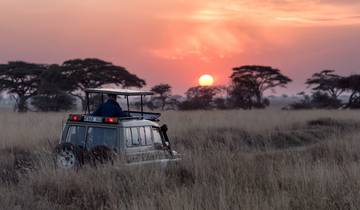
55;88;179;169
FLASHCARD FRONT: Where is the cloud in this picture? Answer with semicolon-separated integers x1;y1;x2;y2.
149;22;250;62
148;0;360;61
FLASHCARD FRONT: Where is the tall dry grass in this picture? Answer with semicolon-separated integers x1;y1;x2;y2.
1;110;360;209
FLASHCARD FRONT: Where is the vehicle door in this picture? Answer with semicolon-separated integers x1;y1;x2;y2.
124;126;168;164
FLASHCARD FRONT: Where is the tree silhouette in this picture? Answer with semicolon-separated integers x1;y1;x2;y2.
150;84;172;110
338;75;360;108
0;61;44;112
62;58;146;109
310;91;342;109
228;81;255;109
31;65;75;112
230;65;292;108
306;70;344;99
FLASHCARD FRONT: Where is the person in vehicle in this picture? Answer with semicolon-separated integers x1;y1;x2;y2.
93;94;127;117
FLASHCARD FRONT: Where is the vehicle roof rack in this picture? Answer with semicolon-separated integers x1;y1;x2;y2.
85;88;154;96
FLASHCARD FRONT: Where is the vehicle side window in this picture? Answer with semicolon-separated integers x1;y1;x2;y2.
126;127;153;147
152;127;162;144
131;127;139;145
126;127;140;147
86;127;117;148
144;127;152;145
125;128;132;147
66;126;86;146
139;127;146;145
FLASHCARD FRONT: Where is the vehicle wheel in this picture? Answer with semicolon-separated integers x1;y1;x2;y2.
55;143;82;169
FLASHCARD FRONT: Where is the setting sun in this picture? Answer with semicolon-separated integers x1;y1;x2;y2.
199;74;214;86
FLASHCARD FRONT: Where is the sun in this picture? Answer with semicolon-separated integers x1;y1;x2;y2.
199;74;214;86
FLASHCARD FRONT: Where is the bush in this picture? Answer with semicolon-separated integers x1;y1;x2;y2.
349;96;360;109
289;91;342;110
311;91;342;109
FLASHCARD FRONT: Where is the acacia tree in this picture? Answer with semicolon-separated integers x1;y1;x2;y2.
230;65;292;108
338;75;360;108
306;70;344;99
31;65;75;112
228;78;256;109
61;58;146;109
151;84;172;110
0;61;44;112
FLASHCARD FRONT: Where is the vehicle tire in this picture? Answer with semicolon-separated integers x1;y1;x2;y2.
89;146;115;166
54;143;84;169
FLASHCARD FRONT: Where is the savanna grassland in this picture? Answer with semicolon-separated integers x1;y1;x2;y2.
1;110;360;210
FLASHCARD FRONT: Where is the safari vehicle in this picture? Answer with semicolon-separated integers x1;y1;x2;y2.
55;88;179;169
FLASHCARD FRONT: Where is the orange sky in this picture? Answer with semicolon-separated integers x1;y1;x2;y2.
1;0;360;94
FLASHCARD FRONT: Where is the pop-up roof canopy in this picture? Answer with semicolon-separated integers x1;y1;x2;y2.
85;88;154;96
84;88;158;120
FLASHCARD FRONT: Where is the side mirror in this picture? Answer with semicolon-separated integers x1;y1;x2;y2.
161;124;168;132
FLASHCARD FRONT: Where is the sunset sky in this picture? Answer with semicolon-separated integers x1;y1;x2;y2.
1;0;360;95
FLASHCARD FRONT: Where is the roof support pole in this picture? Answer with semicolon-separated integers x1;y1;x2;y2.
86;92;90;114
141;95;144;118
126;96;130;116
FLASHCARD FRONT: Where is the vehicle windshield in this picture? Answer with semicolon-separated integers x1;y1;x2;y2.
65;126;117;148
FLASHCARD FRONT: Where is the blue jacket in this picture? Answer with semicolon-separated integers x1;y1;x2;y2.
93;99;127;117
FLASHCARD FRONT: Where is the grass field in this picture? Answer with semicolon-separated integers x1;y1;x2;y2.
1;110;360;209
